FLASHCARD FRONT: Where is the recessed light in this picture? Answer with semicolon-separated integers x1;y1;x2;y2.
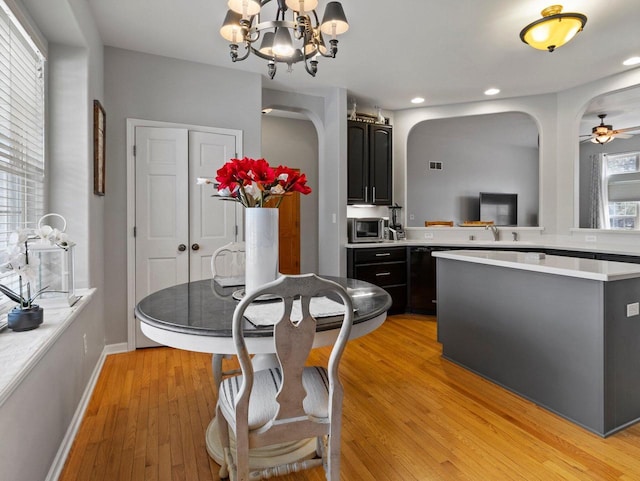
484;88;500;96
623;56;640;66
411;97;425;104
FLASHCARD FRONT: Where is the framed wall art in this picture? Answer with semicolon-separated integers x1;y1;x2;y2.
93;100;106;195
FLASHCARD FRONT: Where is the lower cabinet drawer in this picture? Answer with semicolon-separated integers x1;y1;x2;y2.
353;262;406;287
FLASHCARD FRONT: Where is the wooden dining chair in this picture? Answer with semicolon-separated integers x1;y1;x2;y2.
216;273;354;481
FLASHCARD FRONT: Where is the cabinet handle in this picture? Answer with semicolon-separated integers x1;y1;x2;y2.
178;244;187;252
364;186;368;203
192;243;200;251
372;186;376;203
375;253;391;257
376;272;391;277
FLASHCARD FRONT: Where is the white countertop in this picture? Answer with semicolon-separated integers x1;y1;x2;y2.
346;238;640;257
432;250;640;281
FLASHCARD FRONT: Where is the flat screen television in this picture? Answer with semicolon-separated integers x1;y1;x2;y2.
479;192;517;226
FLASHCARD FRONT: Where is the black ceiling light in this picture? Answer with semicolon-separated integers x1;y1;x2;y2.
220;0;349;79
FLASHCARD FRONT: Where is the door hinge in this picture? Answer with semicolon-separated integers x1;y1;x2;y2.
133;145;137;156
133;226;136;237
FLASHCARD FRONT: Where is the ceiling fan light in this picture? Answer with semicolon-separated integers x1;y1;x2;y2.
227;0;261;17
220;10;243;42
520;5;587;52
591;135;614;144
320;2;349;36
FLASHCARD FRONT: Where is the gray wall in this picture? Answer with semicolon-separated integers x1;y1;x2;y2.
261;115;319;274
406;112;539;227
579;135;640;228
104;47;263;344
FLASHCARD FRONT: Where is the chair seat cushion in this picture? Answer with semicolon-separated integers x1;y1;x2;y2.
218;366;330;430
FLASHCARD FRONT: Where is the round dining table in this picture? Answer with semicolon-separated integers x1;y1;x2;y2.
134;276;392;468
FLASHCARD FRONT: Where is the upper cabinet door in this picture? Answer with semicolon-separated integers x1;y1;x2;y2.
347;121;392;205
347;121;369;204
369;124;392;205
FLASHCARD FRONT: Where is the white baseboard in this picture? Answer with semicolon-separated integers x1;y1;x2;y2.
104;342;129;355
45;342;128;481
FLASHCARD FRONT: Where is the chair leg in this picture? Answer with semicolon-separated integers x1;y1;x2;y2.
212;354;224;399
217;405;231;480
326;432;340;481
235;433;250;481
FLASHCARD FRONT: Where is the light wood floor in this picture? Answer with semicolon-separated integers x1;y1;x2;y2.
59;314;640;481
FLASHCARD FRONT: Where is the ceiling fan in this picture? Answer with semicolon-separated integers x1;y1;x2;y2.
580;114;640;144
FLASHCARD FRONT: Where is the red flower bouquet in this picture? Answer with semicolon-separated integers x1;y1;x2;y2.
198;157;311;207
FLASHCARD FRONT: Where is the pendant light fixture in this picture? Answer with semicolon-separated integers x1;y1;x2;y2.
520;5;587;52
220;0;349;79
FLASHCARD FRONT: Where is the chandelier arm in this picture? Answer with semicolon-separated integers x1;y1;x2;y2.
230;43;251;62
303;57;318;77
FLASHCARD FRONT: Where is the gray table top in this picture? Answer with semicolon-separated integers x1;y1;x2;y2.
135;276;392;338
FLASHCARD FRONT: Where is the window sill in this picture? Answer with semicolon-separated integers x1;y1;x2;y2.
0;288;96;408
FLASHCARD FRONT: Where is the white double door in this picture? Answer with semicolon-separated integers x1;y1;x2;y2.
134;126;241;348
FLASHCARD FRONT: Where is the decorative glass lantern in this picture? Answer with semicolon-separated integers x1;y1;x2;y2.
30;242;78;307
30;213;78;307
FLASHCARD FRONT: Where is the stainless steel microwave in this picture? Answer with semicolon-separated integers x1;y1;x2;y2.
348;217;385;243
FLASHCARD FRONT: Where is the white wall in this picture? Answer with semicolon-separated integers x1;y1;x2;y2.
262;87;348;277
103;47;262;343
557;68;640;234
406;112;539;227
261;115;319;273
394;94;563;233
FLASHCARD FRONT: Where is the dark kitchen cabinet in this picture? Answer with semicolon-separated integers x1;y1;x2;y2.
347;246;406;314
347;121;392;205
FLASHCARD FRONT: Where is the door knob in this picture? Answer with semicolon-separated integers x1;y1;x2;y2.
178;244;187;252
192;243;200;251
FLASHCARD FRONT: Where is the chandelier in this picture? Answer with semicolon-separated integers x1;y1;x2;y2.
520;5;587;52
219;0;349;79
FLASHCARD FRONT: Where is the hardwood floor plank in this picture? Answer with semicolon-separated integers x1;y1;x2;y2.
58;315;640;481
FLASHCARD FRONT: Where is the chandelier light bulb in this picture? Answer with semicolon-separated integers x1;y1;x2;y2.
227;0;261;18
285;0;319;14
273;27;295;57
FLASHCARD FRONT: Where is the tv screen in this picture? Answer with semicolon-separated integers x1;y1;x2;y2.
479;192;517;226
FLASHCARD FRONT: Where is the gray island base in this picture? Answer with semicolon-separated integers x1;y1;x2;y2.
434;250;640;437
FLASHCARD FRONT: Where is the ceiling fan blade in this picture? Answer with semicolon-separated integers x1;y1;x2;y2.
612;133;633;139
614;125;640;134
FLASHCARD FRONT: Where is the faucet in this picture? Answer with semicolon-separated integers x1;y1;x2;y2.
485;224;499;241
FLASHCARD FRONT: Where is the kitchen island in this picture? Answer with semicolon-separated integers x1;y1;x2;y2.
433;250;640;437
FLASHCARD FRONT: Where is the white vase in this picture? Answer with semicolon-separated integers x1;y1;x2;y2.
244;207;279;296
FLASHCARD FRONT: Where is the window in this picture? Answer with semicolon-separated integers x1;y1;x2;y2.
606;152;640;230
0;1;46;307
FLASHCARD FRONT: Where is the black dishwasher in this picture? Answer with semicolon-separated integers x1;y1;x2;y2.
408;246;447;314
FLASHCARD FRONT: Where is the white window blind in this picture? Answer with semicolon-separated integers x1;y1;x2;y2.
0;1;46;304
